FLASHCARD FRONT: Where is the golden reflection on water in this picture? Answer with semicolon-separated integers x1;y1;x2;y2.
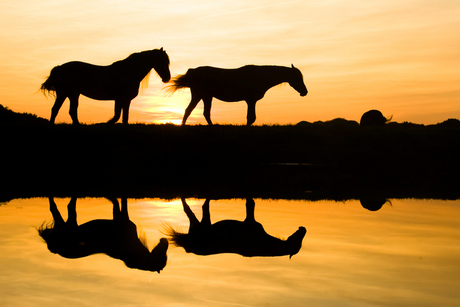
0;197;459;306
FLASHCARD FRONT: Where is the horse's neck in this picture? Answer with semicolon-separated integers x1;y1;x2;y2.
258;66;292;88
111;56;153;81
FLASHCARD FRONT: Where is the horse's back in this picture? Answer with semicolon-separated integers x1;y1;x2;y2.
185;220;288;256
185;66;260;101
189;65;256;79
187;65;282;89
57;61;108;77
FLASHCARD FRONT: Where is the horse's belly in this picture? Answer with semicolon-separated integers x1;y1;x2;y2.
81;91;115;101
209;84;252;102
80;83;138;101
213;93;245;102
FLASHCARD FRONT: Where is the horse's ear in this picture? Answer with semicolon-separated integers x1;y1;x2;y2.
291;64;296;69
160;47;164;51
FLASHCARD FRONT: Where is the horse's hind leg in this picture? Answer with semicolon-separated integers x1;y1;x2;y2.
50;92;66;124
202;96;213;126
244;198;256;223
68;93;80;124
201;199;211;226
182;89;201;125
49;197;65;226
180;198;200;229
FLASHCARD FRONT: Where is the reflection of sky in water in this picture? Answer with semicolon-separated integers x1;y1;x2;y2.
1;198;459;306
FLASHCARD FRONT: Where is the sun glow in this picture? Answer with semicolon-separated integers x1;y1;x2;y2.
140;104;182;125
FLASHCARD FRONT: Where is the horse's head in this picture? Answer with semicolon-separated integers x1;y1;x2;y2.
151;237;169;272
125;237;169;273
152;48;171;83
289;64;308;97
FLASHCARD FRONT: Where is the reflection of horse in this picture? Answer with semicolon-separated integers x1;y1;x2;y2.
166;198;306;258
41;48;171;124
38;197;168;273
168;65;308;126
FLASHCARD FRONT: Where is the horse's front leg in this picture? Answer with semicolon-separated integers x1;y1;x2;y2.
107;198;121;220
66;197;78;228
68;94;80;124
122;101;132;124
107;100;123;124
245;100;257;126
201;199;211;226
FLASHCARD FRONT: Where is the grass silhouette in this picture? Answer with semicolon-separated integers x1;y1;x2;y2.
2;104;460;201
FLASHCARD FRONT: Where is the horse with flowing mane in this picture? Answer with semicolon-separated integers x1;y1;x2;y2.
168;64;308;125
40;48;170;124
165;198;306;258
38;197;168;273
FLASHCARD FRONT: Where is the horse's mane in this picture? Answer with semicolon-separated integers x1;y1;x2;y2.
137;228;149;249
112;49;168;94
139;70;151;95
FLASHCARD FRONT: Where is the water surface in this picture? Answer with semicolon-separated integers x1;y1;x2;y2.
1;197;459;306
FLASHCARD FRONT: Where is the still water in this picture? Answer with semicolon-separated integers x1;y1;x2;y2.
1;197;459;307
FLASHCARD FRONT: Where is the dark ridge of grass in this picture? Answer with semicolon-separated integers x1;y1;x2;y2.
2;104;460;200
0;104;49;126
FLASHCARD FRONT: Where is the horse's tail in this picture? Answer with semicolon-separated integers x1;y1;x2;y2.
40;66;61;97
165;71;192;95
161;222;188;247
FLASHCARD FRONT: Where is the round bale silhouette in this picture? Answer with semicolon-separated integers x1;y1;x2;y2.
360;110;391;126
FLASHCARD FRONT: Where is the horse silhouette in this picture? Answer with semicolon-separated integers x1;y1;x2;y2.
41;48;170;124
168;64;308;126
360;110;392;126
166;198;306;258
38;197;168;273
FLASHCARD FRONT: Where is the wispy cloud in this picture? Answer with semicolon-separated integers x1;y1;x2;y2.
196;0;303;20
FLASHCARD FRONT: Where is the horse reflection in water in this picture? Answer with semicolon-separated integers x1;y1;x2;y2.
38;197;168;273
167;198;306;258
41;48;170;124
168;65;308;126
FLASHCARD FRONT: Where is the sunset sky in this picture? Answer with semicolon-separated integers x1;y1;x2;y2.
1;0;459;125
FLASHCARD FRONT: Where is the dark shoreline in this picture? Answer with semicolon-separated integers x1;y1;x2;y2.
2;105;460;201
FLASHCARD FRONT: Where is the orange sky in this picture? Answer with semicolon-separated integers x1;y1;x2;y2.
1;0;459;125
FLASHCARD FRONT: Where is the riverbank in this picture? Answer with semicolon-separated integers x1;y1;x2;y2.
2;105;460;200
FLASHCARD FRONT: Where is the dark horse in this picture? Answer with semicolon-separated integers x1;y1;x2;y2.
38;197;168;273
168;64;308;125
166;198;306;258
40;48;171;124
